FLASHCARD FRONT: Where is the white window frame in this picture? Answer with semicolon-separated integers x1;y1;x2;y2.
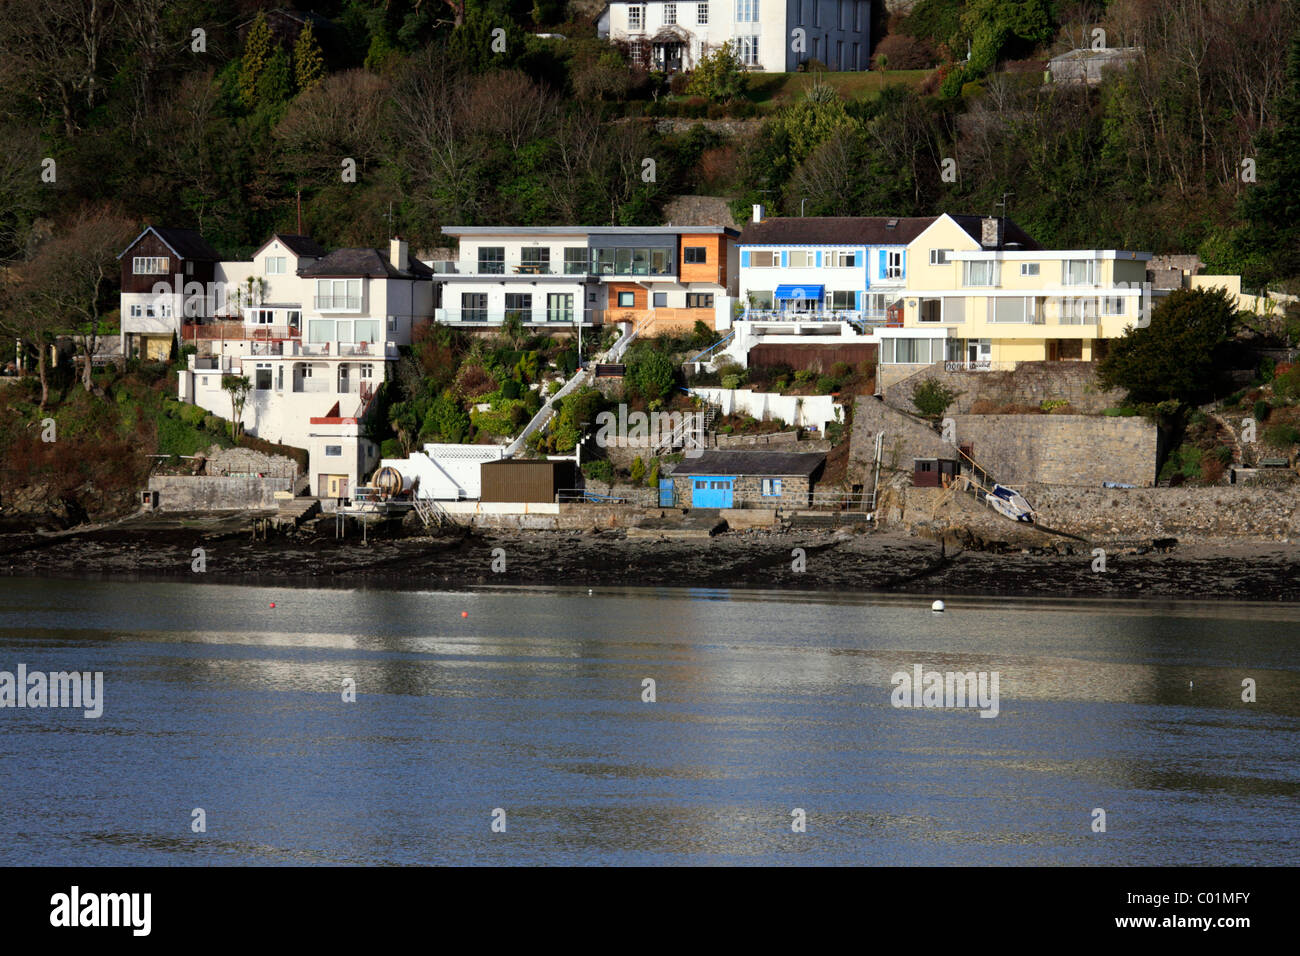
697;2;708;25
826;250;857;268
133;256;169;275
963;260;998;287
665;2;677;24
736;36;759;66
1101;296;1125;316
761;478;783;497
749;250;778;268
1062;259;1099;286
628;4;645;30
929;249;951;266
1020;262;1040;277
265;256;286;275
129;305;143;318
886;250;903;279
736;0;759;22
787;250;814;269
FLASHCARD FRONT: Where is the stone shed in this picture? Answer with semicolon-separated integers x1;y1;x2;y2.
667;450;825;509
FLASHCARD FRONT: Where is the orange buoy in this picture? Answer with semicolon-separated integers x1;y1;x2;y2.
461;611;468;618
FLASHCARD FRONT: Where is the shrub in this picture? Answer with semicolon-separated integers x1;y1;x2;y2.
500;378;522;400
582;459;614;484
1041;399;1069;413
911;379;957;418
721;374;742;389
1159;445;1204;481
1273;363;1300;400
830;362;853;380
629;456;645;485
647;458;660;487
815;376;837;393
1264;423;1300;447
202;414;223;433
870;33;937;70
1201;456;1226;483
793;369;815;384
380;438;402;458
1215;445;1234;465
180;404;207;427
1253;398;1271;422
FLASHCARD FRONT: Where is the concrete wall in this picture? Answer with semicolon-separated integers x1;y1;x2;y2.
952;414;1158;487
1025;484;1300;540
692;387;842;434
148;475;292;510
884;361;1121;416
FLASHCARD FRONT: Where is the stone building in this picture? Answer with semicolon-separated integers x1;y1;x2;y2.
666;449;825;508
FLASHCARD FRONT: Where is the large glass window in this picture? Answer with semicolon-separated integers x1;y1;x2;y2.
133;257;169;274
686;293;714;308
963;261;997;287
684;246;707;264
462;293;488;321
748;290;773;309
353;319;380;343
255;364;272;390
315;279;360;310
477;247;505;274
504;293;532;317
519;248;550;273
788;250;815;268
830;291;855;311
547;293;574;322
1060;297;1098;324
594;246;674;275
308;319;334;343
749;250;778;267
564;247;590;274
990;297;1037;323
1062;259;1098;286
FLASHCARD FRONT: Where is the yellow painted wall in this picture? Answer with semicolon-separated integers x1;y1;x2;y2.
144;335;172;361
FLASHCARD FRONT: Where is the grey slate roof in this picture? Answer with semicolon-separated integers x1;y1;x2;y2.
271;234;327;258
298;247;434;278
118;226;222;261
667;450;826;478
737;214;1039;250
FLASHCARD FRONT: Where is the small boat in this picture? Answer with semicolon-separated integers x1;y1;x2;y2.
986;483;1035;522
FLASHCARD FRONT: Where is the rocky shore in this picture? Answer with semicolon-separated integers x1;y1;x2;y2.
1;511;1298;602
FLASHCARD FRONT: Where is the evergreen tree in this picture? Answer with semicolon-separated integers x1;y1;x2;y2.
293;21;326;92
1238;30;1300;284
237;13;273;109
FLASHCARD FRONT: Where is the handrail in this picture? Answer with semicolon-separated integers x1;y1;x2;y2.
687;329;735;364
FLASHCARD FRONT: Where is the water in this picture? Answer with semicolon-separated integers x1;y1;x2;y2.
0;579;1297;865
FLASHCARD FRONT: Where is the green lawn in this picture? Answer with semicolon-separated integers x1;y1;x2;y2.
744;69;931;109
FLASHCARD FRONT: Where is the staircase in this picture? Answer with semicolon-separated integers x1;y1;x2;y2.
275;496;320;529
412;497;457;529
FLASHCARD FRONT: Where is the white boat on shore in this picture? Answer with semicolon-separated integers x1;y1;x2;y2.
986;483;1036;522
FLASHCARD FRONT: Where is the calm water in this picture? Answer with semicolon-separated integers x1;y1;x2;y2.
0;578;1297;866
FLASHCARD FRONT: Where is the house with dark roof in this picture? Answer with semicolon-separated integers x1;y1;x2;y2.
117;226;223;361
666;450;826;509
120;228;436;504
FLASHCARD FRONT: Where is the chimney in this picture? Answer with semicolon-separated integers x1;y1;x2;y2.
980;217;1003;249
390;236;409;271
752;204;765;224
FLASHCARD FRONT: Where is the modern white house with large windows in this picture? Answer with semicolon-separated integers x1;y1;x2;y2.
121;228;435;500
597;0;873;72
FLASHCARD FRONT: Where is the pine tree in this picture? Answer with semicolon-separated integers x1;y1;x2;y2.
237;13;272;109
1239;30;1300;282
293;21;325;92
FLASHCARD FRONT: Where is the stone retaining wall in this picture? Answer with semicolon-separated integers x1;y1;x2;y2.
952;414;1158;487
885;361;1120;416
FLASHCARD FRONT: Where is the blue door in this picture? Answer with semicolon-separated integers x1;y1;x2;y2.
691;476;734;508
659;478;675;507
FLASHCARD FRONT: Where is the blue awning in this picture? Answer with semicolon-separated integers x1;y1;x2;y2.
774;284;824;300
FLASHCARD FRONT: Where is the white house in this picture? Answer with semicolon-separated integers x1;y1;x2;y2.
597;0;873;72
119;228;436;500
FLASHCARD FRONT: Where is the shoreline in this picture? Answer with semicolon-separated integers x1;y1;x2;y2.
2;514;1298;603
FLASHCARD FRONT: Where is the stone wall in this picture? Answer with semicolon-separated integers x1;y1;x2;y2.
849;396;959;486
952;414;1158;487
148;475;293;510
202;445;300;477
884;361;1120;416
671;473;812;508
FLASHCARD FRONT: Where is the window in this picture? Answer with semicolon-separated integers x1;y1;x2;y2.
865;293;888;316
1062;259;1098;286
749;250;778;268
564;247;590;274
129;305;143;318
665;2;677;24
461;292;488;322
1101;296;1125;316
697;2;708;24
813;2;819;26
736;36;759;65
287;310;302;329
276;365;284;390
886;250;903;278
827;251;857;268
919;299;942;323
883;338;935;364
761;478;783;497
158;303;171;318
736;0;759;21
963;261;997;286
653;292;668;307
186;261;194;275
787;250;815;268
1020;262;1040;277
748;290;773;309
686;293;714;308
520;247;550;273
385;315;396;332
133;256;169;275
840;0;849;27
929;249;951;266
325;445;342;457
990;297;1038;323
308;320;334;342
254;363;272;390
265;257;286;275
628;4;644;29
252;309;274;325
1060;297;1098;324
477;247;505;274
145;306;155;317
547;293;574;322
617;291;635;307
684;246;707;264
315;278;361;310
831;291;855;311
360;364;374;379
943;297;966;323
504;293;532;318
594;246;673;275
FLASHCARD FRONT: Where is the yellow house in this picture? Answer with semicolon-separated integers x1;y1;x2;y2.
876;215;1155;387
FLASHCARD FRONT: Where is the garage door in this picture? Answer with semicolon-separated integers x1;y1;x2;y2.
691;477;734;508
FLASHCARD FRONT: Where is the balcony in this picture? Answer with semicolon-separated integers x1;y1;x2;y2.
744;309;892;327
314;296;362;312
436;308;595;325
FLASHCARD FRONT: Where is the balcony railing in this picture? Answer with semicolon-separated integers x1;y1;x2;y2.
436;308;593;324
743;309;892;326
314;296;362;311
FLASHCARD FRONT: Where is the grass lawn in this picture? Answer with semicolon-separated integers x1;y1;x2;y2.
745;69;931;109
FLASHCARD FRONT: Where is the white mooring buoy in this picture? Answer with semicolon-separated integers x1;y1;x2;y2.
931;600;946;613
